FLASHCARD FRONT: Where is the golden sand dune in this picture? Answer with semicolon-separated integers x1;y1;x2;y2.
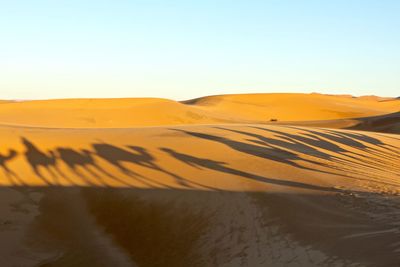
0;93;398;128
278;111;400;134
1;120;400;266
183;93;399;122
0;98;233;128
348;111;400;133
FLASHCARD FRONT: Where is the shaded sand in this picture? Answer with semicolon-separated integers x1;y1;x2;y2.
273;111;400;134
0;93;398;128
347;111;400;133
0;123;399;266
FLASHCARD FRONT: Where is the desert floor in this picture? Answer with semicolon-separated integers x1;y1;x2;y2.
0;93;399;267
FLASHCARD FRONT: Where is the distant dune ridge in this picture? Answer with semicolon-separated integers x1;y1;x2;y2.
0;93;399;267
0;93;398;129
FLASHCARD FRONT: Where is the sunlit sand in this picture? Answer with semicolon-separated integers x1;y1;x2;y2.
0;93;399;266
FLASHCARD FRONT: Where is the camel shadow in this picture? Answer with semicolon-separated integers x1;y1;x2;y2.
91;142;176;187
127;146;211;188
160;147;339;192
56;147;122;186
171;128;343;176
21;137;64;185
0;149;22;184
250;126;400;179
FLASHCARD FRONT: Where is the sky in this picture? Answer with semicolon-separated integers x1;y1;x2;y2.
0;0;399;100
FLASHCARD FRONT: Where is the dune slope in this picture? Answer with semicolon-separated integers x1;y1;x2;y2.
183;93;399;122
0;93;398;128
273;111;400;134
0;123;399;266
349;111;400;133
0;93;399;266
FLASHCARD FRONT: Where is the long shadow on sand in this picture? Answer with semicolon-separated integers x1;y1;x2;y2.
172;127;400;187
14;136;344;192
287;127;399;171
0;149;22;184
171;129;316;171
5;128;399;191
13;138;216;189
56;147;133;187
214;126;379;177
91;142;212;189
21;137;66;185
249;126;400;178
160;147;338;192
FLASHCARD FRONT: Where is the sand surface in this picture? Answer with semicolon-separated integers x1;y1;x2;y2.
0;93;398;128
0;93;399;266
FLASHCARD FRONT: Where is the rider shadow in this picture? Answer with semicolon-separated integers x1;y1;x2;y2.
91;142;171;187
171;128;329;174
173;127;400;187
325;129;400;158
275;126;400;173
127;146;214;189
215;126;336;162
21;137;65;185
307;129;400;170
56;147;135;187
160;147;339;193
0;149;23;185
90;142;210;189
250;126;400;180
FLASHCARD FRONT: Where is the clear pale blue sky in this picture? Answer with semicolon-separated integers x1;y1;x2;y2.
1;0;399;100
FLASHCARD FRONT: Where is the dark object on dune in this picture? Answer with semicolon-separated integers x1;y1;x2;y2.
270;118;278;122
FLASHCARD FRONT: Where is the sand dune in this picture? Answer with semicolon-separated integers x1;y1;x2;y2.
349;111;400;133
0;93;398;128
0;93;399;266
0;98;234;128
274;111;400;134
1;123;400;266
183;93;399;121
